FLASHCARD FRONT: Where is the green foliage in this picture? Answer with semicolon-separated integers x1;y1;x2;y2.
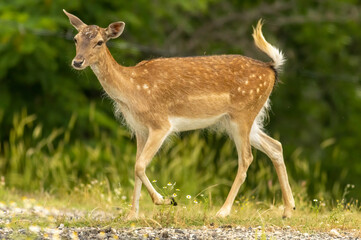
1;0;361;203
0;108;134;192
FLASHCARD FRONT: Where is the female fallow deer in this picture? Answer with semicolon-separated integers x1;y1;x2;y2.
64;10;295;219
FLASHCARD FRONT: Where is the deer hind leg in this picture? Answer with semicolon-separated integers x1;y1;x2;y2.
127;131;148;220
250;129;295;218
216;118;254;218
134;127;175;206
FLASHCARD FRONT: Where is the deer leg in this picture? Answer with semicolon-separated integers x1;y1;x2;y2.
127;131;148;220
216;120;253;217
134;127;173;206
250;130;295;218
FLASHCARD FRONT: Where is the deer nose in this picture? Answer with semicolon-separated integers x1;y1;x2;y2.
72;58;85;68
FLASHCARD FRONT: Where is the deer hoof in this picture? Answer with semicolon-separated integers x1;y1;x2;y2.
125;211;138;221
282;206;295;219
216;209;230;218
171;197;178;206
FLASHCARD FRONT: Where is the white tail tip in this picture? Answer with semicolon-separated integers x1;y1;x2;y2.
252;19;285;72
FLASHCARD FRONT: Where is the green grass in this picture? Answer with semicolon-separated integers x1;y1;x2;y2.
0;183;360;237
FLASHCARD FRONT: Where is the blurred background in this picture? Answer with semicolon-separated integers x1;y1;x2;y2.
0;0;360;205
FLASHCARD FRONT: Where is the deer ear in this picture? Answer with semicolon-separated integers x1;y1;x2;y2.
105;22;125;40
63;9;86;31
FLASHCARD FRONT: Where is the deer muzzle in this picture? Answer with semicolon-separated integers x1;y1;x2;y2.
72;57;85;69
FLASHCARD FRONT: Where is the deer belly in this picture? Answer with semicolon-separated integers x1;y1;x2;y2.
169;114;225;132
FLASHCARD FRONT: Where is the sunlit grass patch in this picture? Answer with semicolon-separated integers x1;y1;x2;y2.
0;186;360;239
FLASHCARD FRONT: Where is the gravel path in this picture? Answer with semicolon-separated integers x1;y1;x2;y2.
0;201;359;239
0;225;359;239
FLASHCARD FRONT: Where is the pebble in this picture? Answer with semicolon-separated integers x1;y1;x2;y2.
330;228;341;237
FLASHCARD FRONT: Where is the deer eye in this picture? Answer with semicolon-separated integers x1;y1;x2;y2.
96;40;104;46
73;38;77;44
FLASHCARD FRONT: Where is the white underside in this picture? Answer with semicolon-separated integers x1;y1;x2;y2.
168;99;270;147
169;113;262;144
169;114;226;132
115;98;270;143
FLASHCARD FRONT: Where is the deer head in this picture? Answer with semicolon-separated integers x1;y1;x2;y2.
63;10;125;69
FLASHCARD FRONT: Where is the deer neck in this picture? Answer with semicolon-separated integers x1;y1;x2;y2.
90;48;130;102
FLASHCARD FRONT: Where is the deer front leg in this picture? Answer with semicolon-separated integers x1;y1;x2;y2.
134;127;174;206
127;132;148;220
216;120;253;218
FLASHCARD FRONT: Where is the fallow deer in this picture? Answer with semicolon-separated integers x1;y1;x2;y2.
64;10;295;219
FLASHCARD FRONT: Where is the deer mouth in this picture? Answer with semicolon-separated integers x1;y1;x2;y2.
72;59;87;70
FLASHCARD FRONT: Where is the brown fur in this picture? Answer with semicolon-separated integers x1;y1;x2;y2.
118;55;275;129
